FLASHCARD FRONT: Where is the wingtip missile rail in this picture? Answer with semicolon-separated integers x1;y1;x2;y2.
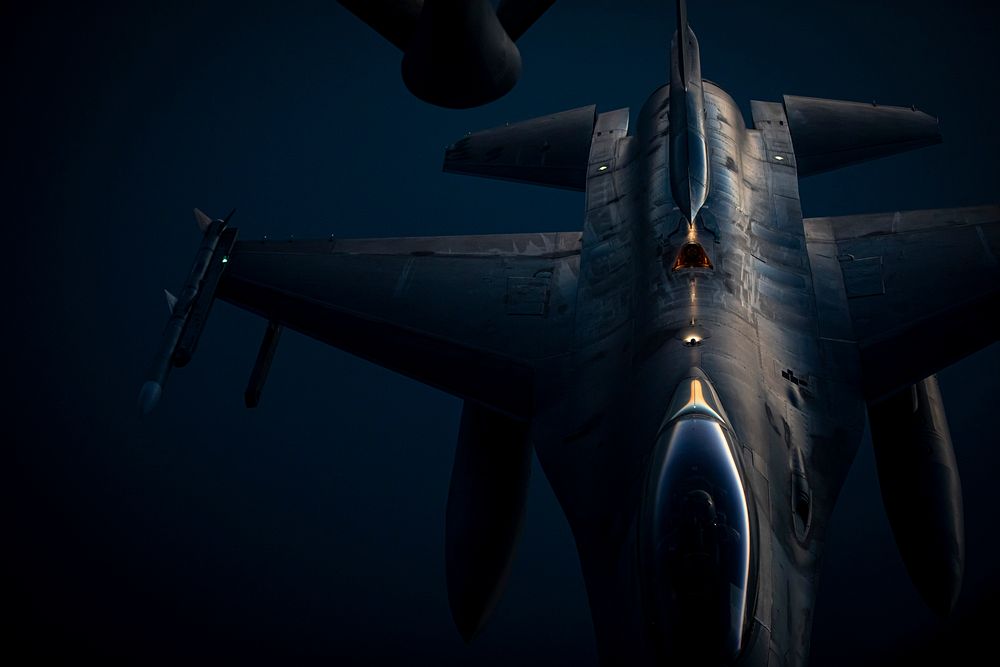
138;208;238;415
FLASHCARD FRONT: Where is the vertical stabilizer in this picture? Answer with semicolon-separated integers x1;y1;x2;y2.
669;0;710;223
675;0;690;87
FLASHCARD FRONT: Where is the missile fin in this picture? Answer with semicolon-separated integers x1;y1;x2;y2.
164;289;178;314
194;208;213;233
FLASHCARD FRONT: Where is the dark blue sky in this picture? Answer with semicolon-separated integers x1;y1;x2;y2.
10;0;999;663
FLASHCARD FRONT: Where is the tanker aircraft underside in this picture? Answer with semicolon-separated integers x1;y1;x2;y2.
139;2;999;665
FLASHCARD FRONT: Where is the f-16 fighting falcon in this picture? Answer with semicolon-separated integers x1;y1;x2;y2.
138;1;999;665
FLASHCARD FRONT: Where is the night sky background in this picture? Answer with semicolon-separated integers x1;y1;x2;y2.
9;0;1000;663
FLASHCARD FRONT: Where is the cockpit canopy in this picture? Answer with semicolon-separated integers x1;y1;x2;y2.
643;374;751;662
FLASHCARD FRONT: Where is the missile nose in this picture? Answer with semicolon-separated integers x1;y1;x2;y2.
138;381;162;416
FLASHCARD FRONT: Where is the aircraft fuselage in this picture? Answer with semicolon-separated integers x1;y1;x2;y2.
529;80;868;666
143;4;986;664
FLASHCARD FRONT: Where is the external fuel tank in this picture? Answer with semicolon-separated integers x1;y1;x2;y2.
445;401;532;640
868;375;964;615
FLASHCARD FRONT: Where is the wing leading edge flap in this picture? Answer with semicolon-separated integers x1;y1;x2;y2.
444;105;598;191
804;205;1000;402
216;232;581;419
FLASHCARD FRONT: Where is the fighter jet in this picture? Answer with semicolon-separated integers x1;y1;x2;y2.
139;1;999;665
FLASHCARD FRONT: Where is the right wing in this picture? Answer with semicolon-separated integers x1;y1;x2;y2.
216;232;581;419
804;205;1000;402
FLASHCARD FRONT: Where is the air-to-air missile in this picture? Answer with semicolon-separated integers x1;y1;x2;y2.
137;209;238;415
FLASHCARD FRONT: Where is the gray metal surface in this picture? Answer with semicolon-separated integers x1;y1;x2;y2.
783;95;942;176
138;211;235;415
869;375;965;616
216;232;581;420
443;105;597;190
803;205;1000;401
173;226;238;367
143;1;1000;665
668;4;710;222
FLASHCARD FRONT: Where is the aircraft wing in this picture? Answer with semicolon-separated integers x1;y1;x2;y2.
215;232;581;419
804;205;1000;403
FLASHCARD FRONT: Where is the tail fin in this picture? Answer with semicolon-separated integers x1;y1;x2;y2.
675;0;691;88
668;0;710;223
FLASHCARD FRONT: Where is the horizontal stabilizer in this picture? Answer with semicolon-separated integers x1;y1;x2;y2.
444;105;597;191
338;0;423;50
783;95;941;177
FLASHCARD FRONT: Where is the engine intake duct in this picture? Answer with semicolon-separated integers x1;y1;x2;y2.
869;375;964;615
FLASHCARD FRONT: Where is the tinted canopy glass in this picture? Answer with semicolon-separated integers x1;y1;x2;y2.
644;416;751;662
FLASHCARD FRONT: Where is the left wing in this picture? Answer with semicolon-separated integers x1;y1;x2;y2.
216;232;581;419
804;205;1000;402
